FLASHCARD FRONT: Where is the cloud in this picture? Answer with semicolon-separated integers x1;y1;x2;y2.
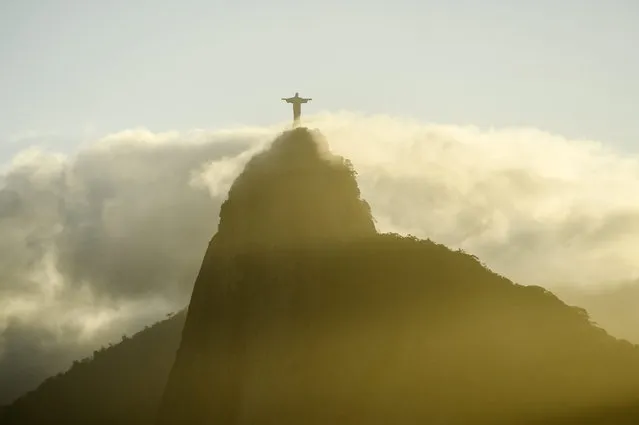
2;112;639;402
302;113;639;286
0;127;271;402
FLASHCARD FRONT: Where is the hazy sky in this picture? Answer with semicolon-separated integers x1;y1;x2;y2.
2;0;639;405
1;0;638;158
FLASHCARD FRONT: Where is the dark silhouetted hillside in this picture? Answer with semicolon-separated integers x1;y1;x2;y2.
157;128;639;425
0;311;186;425
4;127;639;425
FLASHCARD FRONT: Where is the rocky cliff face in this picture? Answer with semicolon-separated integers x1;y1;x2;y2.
156;127;378;425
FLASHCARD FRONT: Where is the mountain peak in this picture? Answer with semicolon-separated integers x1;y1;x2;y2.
214;127;376;251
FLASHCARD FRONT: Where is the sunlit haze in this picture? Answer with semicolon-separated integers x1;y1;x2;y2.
1;0;639;412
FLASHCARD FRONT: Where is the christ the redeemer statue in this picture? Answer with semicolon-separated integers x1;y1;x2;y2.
282;92;312;125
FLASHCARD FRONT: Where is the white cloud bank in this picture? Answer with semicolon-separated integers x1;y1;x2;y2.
1;112;639;401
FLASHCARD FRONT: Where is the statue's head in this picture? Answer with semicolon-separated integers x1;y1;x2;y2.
295;92;299;96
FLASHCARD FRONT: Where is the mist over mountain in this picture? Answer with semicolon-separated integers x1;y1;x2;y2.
3;115;639;414
157;127;639;425
3;126;639;424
